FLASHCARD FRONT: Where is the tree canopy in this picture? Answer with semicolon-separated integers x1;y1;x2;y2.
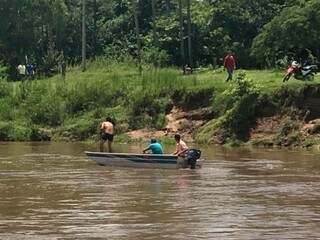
252;0;320;66
0;0;319;79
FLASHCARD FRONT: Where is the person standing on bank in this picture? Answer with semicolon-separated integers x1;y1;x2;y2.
173;134;189;157
100;117;114;152
223;51;236;82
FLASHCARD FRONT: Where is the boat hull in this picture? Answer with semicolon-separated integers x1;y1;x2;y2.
85;152;202;169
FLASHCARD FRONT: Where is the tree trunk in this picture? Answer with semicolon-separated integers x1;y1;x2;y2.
81;0;86;72
187;0;192;67
133;0;142;75
93;0;98;57
165;0;170;14
152;0;157;47
178;0;185;72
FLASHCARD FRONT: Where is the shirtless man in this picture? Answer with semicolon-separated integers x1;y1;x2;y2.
100;117;114;152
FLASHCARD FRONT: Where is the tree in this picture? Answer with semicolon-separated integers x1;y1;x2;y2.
82;0;87;72
252;0;320;67
92;0;98;56
0;0;305;78
152;0;157;46
165;0;170;13
206;0;287;67
133;0;142;74
178;0;185;69
186;0;192;67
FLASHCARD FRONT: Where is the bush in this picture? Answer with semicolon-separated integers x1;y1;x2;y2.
0;79;10;98
0;100;15;120
60;117;99;141
0;121;10;140
41;49;62;76
8;124;32;141
127;90;170;130
0;61;8;79
0;120;36;141
214;72;260;140
29;96;66;126
103;44;136;65
274;118;301;146
141;47;169;67
65;80;117;115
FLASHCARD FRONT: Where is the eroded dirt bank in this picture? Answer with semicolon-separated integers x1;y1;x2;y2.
127;84;320;149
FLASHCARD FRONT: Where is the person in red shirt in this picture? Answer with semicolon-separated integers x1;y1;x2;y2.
223;51;236;82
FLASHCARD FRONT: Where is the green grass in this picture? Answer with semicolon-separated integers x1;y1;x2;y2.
0;58;319;142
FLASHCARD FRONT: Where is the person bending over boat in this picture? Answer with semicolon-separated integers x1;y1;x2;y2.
143;139;163;154
100;117;114;152
173;134;189;157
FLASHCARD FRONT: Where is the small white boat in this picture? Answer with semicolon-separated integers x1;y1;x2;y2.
85;151;202;169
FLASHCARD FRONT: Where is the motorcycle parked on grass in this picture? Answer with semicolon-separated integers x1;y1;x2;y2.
283;61;318;82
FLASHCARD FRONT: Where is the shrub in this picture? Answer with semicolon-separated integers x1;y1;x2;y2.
0;79;10;98
8;124;32;141
0;61;8;79
0;100;14;120
127;90;170;130
141;47;169;67
211;72;261;141
0;121;10;140
274;118;301;146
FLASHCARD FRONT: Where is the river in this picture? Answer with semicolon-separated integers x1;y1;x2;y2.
0;142;320;239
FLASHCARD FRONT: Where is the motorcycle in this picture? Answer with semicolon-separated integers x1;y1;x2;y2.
283;63;318;82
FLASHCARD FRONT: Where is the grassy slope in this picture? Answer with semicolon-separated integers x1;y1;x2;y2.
0;59;319;142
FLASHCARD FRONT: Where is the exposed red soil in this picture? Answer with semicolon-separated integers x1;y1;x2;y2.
126;106;209;141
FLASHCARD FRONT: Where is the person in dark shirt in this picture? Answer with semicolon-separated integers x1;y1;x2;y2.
26;63;34;77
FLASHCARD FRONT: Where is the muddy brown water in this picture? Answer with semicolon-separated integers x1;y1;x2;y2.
0;142;320;239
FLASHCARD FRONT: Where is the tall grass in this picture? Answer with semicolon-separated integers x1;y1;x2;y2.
0;61;319;141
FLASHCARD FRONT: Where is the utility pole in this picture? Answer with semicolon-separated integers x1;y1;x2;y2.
82;0;86;72
133;0;142;75
178;0;185;72
187;0;192;67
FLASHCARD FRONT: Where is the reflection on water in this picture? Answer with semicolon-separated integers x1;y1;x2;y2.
0;142;320;239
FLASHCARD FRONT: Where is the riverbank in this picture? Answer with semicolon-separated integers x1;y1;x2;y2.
0;59;320;149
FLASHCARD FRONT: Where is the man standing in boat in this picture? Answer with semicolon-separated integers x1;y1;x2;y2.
173;134;189;157
143;139;163;154
100;117;114;152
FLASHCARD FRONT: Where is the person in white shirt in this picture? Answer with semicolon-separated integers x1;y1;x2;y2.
17;64;26;76
173;134;189;157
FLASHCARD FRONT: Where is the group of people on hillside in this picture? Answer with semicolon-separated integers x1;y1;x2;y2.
99;117;189;157
16;58;67;80
17;63;36;79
